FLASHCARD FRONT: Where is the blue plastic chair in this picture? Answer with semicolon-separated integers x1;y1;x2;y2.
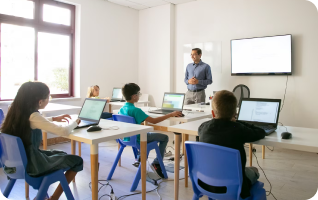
0;133;75;200
185;141;266;200
0;108;4;127
107;114;168;192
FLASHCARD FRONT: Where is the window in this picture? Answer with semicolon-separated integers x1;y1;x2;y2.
0;0;75;100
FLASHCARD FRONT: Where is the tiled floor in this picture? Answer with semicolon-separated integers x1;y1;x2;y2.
1;132;318;200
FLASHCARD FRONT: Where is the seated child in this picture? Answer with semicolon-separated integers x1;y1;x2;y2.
87;85;112;119
1;82;83;200
198;90;265;199
119;83;182;178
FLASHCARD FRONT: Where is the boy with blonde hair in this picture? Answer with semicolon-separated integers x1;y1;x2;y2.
198;90;265;199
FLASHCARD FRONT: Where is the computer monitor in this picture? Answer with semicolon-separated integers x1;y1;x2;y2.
238;98;281;125
112;88;123;100
79;98;107;121
161;93;185;111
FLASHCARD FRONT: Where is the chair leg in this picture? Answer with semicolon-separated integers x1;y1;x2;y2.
154;145;168;179
192;193;200;200
107;145;125;180
130;162;142;192
36;177;50;200
132;147;138;159
59;175;75;200
130;148;152;192
3;179;16;198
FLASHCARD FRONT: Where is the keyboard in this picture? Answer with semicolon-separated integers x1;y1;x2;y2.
255;125;276;136
110;100;121;102
149;109;174;114
75;120;97;129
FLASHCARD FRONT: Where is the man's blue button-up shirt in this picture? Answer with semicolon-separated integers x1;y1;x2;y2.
184;60;213;91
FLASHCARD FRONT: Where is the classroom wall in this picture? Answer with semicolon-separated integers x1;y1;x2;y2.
138;4;175;107
174;0;318;128
0;0;139;138
0;0;139;111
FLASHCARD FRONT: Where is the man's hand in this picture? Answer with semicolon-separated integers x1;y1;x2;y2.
169;111;183;117
188;76;198;85
52;114;71;123
192;77;199;84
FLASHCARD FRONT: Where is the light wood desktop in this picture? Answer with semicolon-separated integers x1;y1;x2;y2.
167;118;318;200
64;119;153;200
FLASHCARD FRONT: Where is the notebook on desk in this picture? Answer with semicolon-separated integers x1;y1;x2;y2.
110;88;125;102
75;98;107;129
237;98;281;136
149;93;185;114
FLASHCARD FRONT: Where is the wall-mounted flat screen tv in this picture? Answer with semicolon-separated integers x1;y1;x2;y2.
231;34;292;75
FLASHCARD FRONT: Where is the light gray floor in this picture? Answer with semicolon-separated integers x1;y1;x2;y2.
1;132;318;200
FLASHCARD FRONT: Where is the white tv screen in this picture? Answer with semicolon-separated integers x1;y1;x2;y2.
231;35;292;75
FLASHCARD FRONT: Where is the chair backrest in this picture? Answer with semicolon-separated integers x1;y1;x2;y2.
185;141;243;200
0;108;4;127
112;114;139;147
0;133;28;180
233;84;250;108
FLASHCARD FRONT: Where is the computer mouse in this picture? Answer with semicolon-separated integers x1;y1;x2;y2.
175;114;185;117
87;125;102;132
281;132;292;139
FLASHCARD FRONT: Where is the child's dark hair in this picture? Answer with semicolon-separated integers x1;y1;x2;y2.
212;90;237;120
1;82;50;146
122;83;140;101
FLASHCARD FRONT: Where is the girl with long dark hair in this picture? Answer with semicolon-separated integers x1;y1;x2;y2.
1;82;83;200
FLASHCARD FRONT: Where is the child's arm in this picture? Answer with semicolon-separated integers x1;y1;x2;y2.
237;121;266;143
145;111;183;124
30;112;79;136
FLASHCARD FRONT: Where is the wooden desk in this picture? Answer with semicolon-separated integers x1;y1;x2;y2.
64;119;153;200
39;103;81;150
167;119;318;200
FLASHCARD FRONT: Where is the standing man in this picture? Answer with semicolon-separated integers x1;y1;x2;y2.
184;48;213;104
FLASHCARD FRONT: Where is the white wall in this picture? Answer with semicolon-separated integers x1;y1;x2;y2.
138;4;175;107
0;0;139;113
175;0;318;128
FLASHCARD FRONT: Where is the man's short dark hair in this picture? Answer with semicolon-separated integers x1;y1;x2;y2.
212;90;237;120
122;83;140;101
192;48;202;55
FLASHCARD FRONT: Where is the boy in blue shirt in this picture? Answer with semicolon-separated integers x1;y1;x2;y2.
119;83;182;178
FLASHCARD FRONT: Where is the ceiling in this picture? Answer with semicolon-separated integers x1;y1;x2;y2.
106;0;197;10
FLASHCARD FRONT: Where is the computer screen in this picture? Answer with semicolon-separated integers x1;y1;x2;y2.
162;93;185;110
79;99;106;120
231;34;292;75
238;100;279;123
112;88;123;99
